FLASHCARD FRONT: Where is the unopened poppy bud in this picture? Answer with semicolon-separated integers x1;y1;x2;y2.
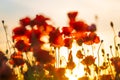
110;21;114;27
118;44;120;49
115;46;118;50
118;31;120;37
107;53;109;57
2;20;4;24
110;45;112;49
95;15;98;20
101;40;103;43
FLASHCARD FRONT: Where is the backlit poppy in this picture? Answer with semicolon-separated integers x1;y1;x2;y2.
9;52;25;66
71;21;88;32
20;17;31;26
62;26;73;36
15;40;30;52
49;29;64;47
83;32;100;45
71;31;87;40
111;57;120;73
64;38;73;49
68;11;78;21
33;49;54;64
33;15;49;26
76;50;84;59
81;55;95;66
67;51;76;70
45;25;55;35
13;26;26;36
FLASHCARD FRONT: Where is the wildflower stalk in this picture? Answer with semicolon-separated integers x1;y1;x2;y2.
55;47;60;68
97;40;103;76
91;45;94;56
110;45;114;57
25;52;32;66
108;61;114;79
107;54;114;79
110;21;118;57
17;66;24;80
82;45;86;56
2;20;12;54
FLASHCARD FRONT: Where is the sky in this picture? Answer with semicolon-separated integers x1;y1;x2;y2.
0;0;120;52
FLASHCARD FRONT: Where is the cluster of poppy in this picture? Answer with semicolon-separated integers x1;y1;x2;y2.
6;11;100;80
11;14;55;66
11;11;100;67
1;11;120;80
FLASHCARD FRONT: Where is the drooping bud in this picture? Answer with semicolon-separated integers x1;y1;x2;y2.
101;40;103;43
110;21;114;27
118;31;120;37
2;20;4;24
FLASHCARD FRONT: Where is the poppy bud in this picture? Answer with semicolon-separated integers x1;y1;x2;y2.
2;20;4;24
110;21;114;27
118;31;120;37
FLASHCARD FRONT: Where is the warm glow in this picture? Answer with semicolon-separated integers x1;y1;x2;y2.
60;41;85;80
65;64;85;80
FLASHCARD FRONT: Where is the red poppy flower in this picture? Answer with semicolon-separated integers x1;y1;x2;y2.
83;32;100;45
44;25;55;35
93;35;100;44
13;35;29;43
68;11;78;21
55;68;66;77
27;29;42;43
67;51;75;70
13;26;27;36
52;35;65;47
81;55;95;66
71;31;87;40
20;17;31;26
67;61;76;70
71;21;88;32
33;49;54;64
9;52;25;66
111;57;120;73
64;38;73;49
49;29;64;47
33;15;50;26
15;40;30;52
76;50;84;59
62;26;73;36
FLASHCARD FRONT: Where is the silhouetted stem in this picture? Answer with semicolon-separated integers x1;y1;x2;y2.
2;20;11;54
108;60;114;79
110;45;114;57
111;22;117;57
97;40;103;75
91;45;94;56
55;47;60;68
114;36;117;57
